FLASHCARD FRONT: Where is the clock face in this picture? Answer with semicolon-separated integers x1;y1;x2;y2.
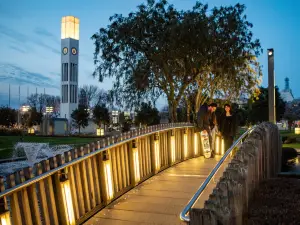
71;48;77;55
62;47;68;55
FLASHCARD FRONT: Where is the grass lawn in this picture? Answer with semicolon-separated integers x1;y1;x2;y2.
0;136;102;159
280;130;300;149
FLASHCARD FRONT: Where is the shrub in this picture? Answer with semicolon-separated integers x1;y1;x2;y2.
282;147;298;169
0;127;23;136
284;136;297;144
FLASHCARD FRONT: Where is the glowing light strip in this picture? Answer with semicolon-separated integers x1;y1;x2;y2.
184;134;188;158
133;148;140;183
0;211;11;225
104;160;114;200
61;180;75;225
221;138;225;155
194;133;198;155
215;136;219;155
154;140;160;171
171;136;176;163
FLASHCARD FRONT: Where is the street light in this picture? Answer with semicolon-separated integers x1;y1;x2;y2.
267;48;276;123
268;49;273;56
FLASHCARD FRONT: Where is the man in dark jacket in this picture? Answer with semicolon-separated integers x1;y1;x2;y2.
197;103;217;156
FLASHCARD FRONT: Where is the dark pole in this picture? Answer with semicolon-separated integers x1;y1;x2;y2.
268;48;276;123
8;84;10;107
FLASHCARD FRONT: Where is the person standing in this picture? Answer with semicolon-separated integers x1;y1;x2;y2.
219;104;238;151
197;103;218;157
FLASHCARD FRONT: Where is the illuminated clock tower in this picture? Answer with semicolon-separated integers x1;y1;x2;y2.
60;16;79;122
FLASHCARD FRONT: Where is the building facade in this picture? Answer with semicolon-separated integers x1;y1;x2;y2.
280;77;294;102
60;16;79;122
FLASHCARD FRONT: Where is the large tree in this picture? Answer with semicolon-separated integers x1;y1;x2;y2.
247;86;285;124
135;102;160;126
92;0;210;121
27;107;43;127
71;106;89;134
0;106;17;127
92;0;262;122
92;104;110;128
79;85;101;108
27;93;60;115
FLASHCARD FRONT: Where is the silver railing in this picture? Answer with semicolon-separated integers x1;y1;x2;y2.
179;126;255;222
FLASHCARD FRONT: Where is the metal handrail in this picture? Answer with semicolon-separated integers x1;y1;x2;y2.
179;127;255;222
0;123;193;198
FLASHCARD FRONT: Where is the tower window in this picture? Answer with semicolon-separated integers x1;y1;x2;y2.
70;63;78;82
62;63;68;81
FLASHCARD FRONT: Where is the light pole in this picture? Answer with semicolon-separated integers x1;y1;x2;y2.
268;48;276;123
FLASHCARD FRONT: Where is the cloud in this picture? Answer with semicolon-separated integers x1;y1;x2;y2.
0;63;59;89
34;27;55;38
34;27;60;44
9;45;27;54
0;24;60;55
50;72;60;77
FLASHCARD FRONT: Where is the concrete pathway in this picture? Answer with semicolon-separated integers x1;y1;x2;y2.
84;155;229;225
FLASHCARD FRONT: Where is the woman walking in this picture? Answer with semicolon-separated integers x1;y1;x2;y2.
219;104;238;151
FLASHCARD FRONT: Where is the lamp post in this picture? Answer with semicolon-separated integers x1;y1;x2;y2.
268;48;276;123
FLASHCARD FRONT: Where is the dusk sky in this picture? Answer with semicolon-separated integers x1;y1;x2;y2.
0;0;299;109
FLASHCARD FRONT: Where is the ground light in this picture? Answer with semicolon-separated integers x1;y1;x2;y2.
171;134;176;163
184;131;188;158
0;211;11;225
194;132;199;155
221;138;225;155
60;170;75;225
103;159;114;200
215;136;220;155
154;134;160;171
132;144;140;183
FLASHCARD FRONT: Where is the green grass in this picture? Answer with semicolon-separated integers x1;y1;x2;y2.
280;130;300;149
283;143;300;149
280;130;300;138
0;136;102;159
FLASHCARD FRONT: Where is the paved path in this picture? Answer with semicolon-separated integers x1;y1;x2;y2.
84;155;230;225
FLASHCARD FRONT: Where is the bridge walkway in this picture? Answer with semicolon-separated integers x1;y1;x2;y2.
84;155;229;225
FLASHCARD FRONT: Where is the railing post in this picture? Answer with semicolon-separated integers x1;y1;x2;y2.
151;133;161;173
51;156;76;225
194;130;200;157
100;149;114;204
183;128;188;159
0;177;12;225
168;129;176;165
129;140;140;186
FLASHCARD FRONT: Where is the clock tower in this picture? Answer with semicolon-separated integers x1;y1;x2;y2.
60;16;79;123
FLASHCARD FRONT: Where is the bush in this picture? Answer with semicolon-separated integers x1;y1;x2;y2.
284;136;297;144
0;127;23;136
282;147;298;169
281;136;288;143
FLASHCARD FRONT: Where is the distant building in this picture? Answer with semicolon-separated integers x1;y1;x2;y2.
280;77;294;102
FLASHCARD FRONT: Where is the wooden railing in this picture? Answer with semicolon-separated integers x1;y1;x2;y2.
0;123;228;225
189;122;282;225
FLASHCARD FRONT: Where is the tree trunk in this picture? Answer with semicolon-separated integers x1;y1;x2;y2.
186;103;191;123
168;100;178;123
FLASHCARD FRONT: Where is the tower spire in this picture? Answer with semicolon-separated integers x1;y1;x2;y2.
284;77;290;91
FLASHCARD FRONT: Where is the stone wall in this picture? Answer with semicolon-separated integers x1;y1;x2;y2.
190;122;282;225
